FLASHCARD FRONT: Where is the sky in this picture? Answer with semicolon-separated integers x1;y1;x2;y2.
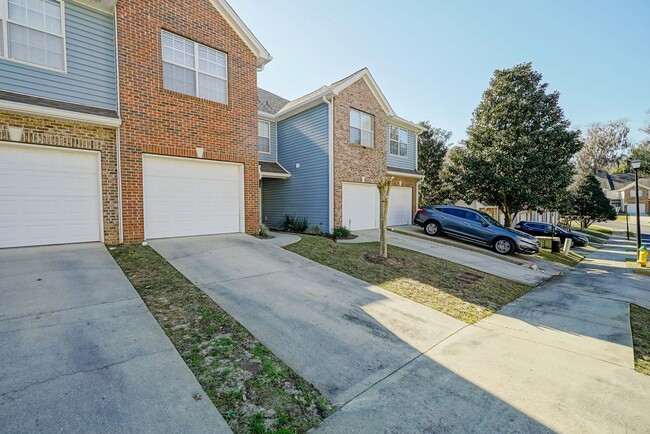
230;0;650;144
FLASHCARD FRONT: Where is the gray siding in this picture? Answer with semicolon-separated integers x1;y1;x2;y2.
0;2;117;110
386;125;417;170
262;103;330;232
258;120;277;163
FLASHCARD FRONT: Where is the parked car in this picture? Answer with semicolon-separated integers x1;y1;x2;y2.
514;221;588;247
413;205;541;255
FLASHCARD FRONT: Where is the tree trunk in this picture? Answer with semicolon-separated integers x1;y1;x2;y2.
377;176;394;258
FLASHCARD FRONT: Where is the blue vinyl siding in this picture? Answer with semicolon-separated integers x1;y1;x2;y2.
258;119;277;162
262;103;330;232
386;125;417;170
0;2;117;110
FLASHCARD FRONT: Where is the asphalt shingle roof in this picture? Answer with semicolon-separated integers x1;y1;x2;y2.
257;88;290;115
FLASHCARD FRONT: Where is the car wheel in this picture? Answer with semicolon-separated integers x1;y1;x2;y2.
493;237;515;255
424;220;441;236
570;239;575;248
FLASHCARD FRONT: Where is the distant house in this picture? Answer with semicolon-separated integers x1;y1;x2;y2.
595;172;649;215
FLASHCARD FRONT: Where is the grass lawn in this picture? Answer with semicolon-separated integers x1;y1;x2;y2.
570;223;612;240
111;245;333;434
630;304;650;376
625;258;650;276
537;249;585;267
285;236;532;324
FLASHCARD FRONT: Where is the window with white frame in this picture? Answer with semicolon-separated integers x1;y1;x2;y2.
350;108;374;147
161;30;227;104
389;125;408;157
1;0;65;71
258;120;270;153
631;190;643;198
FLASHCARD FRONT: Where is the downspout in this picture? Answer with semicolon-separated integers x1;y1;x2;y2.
113;5;124;244
415;130;423;209
322;94;335;233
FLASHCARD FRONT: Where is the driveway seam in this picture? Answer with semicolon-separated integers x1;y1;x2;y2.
0;267;121;280
0;296;141;323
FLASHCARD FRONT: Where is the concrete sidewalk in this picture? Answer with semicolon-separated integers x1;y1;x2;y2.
340;228;551;286
317;232;650;433
0;243;230;434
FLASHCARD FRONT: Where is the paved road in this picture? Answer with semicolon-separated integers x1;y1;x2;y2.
340;228;552;286
0;243;230;434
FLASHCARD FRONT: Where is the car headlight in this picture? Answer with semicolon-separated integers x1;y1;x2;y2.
516;235;534;243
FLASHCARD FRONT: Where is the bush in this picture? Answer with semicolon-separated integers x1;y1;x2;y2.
332;226;350;240
305;225;322;235
283;214;309;233
257;223;270;238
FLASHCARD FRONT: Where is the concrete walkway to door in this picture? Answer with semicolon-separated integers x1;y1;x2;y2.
340;228;551;286
0;243;230;434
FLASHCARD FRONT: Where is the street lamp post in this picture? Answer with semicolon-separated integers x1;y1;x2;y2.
631;160;642;258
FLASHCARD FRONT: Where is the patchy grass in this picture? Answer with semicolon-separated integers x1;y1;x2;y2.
111;245;333;434
285;236;532;324
625;258;650;276
630;304;650;376
570;223;611;240
537;249;585;267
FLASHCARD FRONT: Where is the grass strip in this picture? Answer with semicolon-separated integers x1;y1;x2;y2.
285;236;532;324
537;249;584;267
630;304;650;376
111;245;333;434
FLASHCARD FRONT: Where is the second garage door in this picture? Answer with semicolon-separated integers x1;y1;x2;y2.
143;155;243;239
342;183;378;231
387;187;413;226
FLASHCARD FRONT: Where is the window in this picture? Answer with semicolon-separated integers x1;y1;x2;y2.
350;108;374;147
258;120;270;153
162;30;227;104
389;125;408;157
631;190;643;198
1;0;65;71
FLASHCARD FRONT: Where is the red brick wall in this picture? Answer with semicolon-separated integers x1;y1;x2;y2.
116;0;259;243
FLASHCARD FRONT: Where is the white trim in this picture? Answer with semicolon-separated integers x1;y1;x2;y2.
350;107;374;148
1;0;68;73
275;118;278;161
207;0;271;70
274;92;332;121
387;170;424;179
331;68;395;117
257;119;271;154
618;181;650;192
323;94;334;233
0;98;121;127
390;115;426;133
96;150;105;243
114;7;122;243
260;171;290;179
388;124;409;158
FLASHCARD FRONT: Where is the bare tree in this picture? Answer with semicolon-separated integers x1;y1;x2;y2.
575;119;631;174
376;176;393;258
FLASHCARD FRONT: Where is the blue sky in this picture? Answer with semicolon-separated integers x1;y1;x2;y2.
231;0;650;144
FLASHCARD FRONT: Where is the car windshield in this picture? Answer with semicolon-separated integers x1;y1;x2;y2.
479;211;502;227
555;226;568;235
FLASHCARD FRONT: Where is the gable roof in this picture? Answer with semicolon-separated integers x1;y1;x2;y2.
258;88;290;115
261;68;424;132
618;178;650;191
209;0;272;70
595;172;639;191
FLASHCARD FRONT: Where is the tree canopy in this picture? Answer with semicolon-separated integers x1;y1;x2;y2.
575;119;631;175
417;121;452;205
570;174;617;228
443;62;582;227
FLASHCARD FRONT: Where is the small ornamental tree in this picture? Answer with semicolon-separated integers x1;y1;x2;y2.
571;174;617;228
418;122;452;205
376;176;393;258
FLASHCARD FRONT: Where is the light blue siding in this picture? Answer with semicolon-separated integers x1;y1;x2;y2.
386;125;417;170
262;103;330;232
0;2;117;110
258;120;277;162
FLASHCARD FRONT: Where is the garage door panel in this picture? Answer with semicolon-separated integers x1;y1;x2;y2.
387;187;412;227
342;183;379;231
143;155;243;239
0;143;102;248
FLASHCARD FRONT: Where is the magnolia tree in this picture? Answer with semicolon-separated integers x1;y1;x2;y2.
443;63;582;227
376;176;393;258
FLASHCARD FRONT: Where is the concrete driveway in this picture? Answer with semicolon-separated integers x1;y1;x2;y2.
342;228;550;285
0;243;230;434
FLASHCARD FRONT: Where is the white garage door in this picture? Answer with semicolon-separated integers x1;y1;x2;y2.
342;183;379;231
143;155;243;239
627;203;646;215
387;187;413;226
0;143;102;248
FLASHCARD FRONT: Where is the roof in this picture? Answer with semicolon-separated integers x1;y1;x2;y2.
0;90;118;118
259;68;424;132
387;166;425;179
258;88;290;115
259;161;291;178
595;172;646;191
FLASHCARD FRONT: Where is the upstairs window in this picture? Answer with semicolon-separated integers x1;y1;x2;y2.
1;0;65;71
389;125;408;157
162;30;227;104
258;120;270;153
350;108;374;148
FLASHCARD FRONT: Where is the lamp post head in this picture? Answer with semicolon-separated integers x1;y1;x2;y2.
631;160;642;170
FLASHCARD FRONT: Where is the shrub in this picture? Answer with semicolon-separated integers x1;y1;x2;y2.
332;226;350;240
257;223;270;238
283;214;309;233
305;225;322;235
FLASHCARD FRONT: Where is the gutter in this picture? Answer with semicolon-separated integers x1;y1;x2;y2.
322;93;336;233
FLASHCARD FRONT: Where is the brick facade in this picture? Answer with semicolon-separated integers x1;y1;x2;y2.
0;112;119;244
116;0;259;243
623;187;649;212
332;78;388;227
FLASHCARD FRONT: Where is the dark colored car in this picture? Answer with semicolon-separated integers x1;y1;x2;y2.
514;221;588;247
413;205;541;255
